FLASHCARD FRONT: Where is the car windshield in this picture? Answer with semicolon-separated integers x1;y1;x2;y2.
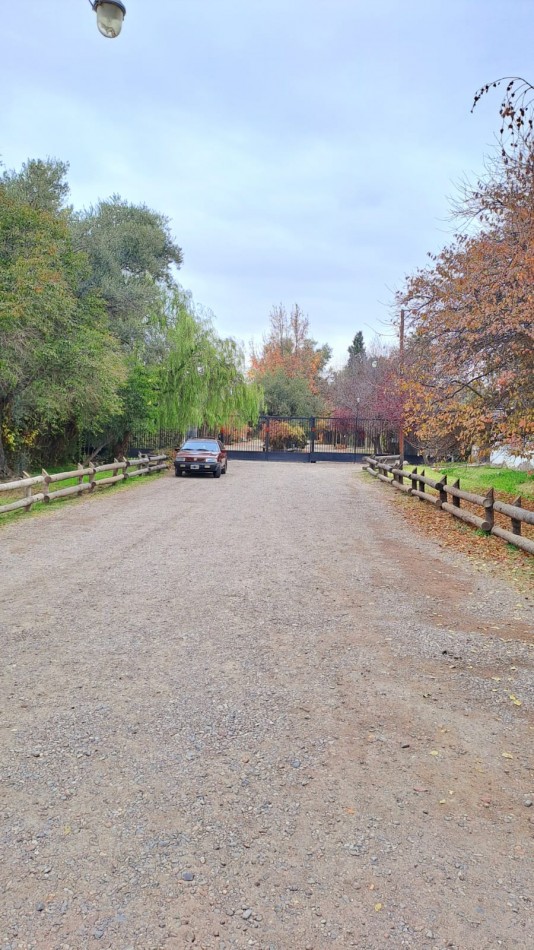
180;441;219;452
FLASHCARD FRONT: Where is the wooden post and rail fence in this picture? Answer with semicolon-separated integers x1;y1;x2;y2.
0;455;168;517
364;456;534;556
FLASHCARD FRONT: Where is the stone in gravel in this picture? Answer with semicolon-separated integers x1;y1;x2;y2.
36;903;45;912
524;799;533;807
242;908;252;920
182;872;195;882
291;759;301;768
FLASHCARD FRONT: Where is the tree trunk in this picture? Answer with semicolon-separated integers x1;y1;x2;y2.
85;441;110;465
0;409;10;478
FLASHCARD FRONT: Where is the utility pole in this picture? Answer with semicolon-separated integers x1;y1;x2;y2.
399;308;405;465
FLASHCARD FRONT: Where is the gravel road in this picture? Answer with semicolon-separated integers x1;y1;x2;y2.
1;461;532;950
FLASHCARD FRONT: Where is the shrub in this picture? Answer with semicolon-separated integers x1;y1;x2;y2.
263;421;307;450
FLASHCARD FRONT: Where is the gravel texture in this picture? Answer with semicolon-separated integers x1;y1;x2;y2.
0;461;532;950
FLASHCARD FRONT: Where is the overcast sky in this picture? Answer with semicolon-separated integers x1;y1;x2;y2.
2;1;533;365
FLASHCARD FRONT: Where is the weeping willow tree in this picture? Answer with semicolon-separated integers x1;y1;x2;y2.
158;289;263;431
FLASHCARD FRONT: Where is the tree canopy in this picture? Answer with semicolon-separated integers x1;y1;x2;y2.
399;138;534;458
158;289;263;431
0;158;263;474
331;340;402;427
1;158;71;215
348;331;366;361
0;186;124;473
250;304;331;416
71;197;183;350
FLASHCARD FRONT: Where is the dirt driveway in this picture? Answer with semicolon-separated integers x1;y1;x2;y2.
1;461;532;950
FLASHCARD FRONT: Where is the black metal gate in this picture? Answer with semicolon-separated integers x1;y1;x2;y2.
224;416;399;463
126;417;401;463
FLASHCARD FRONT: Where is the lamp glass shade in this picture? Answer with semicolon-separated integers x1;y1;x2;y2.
96;2;125;38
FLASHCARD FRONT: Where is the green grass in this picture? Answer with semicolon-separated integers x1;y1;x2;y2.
439;464;533;498
0;463;167;526
40;468;117;489
403;463;533;499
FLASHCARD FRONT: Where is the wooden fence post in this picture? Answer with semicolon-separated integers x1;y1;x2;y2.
42;469;50;503
77;463;85;497
452;478;461;508
511;495;522;536
483;488;495;533
438;474;448;509
22;472;33;511
89;465;97;492
418;469;425;499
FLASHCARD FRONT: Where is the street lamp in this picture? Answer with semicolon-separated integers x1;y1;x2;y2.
89;1;126;38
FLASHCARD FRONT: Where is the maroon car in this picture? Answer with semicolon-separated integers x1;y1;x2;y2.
174;438;228;478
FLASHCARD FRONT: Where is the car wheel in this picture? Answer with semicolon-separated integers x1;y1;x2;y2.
221;462;228;474
213;465;222;478
174;469;180;477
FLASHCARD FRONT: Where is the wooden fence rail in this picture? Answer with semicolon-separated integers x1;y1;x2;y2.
0;455;168;517
364;457;534;556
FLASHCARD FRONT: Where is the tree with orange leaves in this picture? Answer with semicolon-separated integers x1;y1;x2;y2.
250;304;331;415
399;145;534;459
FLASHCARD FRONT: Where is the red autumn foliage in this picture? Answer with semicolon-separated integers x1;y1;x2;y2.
398;146;534;460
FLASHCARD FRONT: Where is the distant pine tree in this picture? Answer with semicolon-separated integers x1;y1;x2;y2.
348;331;365;360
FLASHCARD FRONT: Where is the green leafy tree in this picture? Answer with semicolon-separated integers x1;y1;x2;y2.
64;197;184;456
259;369;325;416
1;158;263;471
71;197;183;350
0;187;124;474
1;157;70;215
158;289;263;432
